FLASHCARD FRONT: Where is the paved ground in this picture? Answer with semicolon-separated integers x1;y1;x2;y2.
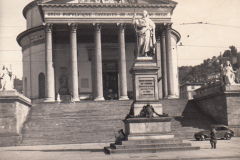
1;138;240;160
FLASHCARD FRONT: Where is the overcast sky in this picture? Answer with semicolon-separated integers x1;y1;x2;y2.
1;0;240;78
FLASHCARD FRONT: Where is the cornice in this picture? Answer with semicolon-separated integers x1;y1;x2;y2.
171;28;181;43
23;1;38;19
17;25;45;47
39;3;176;8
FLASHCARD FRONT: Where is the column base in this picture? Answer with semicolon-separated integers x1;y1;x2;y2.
167;95;179;99
72;97;80;102
94;96;105;101
44;98;55;103
119;96;129;101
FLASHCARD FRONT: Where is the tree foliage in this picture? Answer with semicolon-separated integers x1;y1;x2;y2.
179;46;240;85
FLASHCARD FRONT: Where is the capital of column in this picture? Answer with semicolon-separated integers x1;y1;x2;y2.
93;23;101;31
68;23;78;32
164;23;173;31
44;23;53;33
117;23;126;30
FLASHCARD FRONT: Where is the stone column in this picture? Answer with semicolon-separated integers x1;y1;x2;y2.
160;30;168;98
69;23;80;102
165;23;175;98
44;23;55;102
91;50;96;100
156;38;163;99
93;23;105;101
118;23;129;100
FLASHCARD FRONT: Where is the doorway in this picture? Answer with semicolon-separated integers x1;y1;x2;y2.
38;73;45;98
103;72;118;100
102;60;118;100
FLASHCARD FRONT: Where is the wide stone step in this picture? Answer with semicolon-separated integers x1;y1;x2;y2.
121;138;183;145
105;146;200;154
111;142;192;149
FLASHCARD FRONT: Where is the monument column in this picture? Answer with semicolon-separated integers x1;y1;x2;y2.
118;23;129;100
160;29;168;98
69;23;80;101
44;23;55;102
93;23;104;101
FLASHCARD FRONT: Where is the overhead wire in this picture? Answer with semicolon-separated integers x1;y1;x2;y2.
180;0;228;43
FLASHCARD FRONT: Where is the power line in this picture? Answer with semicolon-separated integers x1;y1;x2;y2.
178;44;240;48
178;22;240;28
179;0;228;42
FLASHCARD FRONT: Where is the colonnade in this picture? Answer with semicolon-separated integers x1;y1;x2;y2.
44;23;176;102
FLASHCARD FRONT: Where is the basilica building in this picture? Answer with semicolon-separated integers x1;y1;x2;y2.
17;0;181;102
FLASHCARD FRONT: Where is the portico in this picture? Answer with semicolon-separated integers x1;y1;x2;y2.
17;0;181;102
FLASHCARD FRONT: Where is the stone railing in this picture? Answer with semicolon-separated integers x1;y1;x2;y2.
78;0;135;3
194;81;224;99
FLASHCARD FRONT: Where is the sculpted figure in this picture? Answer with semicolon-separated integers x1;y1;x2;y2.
133;10;156;57
0;65;14;90
59;67;69;94
115;129;126;144
222;61;236;85
139;104;162;118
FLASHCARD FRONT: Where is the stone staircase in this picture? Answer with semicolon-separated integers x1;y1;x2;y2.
19;99;216;146
104;137;200;154
19;100;131;146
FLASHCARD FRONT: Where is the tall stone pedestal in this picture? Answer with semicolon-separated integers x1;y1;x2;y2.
130;57;162;115
0;90;31;146
105;57;199;154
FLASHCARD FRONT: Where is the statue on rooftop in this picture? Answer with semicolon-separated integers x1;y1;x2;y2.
222;61;236;85
133;10;156;57
0;65;14;90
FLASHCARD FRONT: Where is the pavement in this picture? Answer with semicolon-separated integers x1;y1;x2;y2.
0;138;240;160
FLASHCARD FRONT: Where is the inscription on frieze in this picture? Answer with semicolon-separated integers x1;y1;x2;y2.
138;78;155;98
45;12;169;18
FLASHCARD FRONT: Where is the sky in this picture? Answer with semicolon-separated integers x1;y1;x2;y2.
1;0;240;78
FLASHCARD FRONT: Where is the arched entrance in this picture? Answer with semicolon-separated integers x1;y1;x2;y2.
38;73;45;98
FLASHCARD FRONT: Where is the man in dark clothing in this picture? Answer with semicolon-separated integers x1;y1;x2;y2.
210;128;217;149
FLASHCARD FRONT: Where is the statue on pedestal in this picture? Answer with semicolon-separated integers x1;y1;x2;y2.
133;10;156;57
59;67;69;95
0;65;14;90
222;61;236;85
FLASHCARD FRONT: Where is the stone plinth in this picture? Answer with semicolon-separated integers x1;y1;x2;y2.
224;84;240;92
0;90;31;146
123;117;172;136
130;57;159;102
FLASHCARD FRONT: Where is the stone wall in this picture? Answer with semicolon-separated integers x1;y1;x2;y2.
0;91;31;146
226;95;240;136
194;93;228;125
194;85;240;136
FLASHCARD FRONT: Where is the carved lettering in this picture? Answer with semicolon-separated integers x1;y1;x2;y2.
138;79;155;97
45;12;169;18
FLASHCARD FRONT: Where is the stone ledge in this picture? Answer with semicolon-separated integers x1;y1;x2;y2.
123;117;172;123
0;90;31;106
224;84;240;92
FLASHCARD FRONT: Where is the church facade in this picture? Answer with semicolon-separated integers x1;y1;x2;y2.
17;0;181;102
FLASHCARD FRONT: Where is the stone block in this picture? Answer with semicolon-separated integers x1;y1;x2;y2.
0;90;31;146
123;117;172;135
